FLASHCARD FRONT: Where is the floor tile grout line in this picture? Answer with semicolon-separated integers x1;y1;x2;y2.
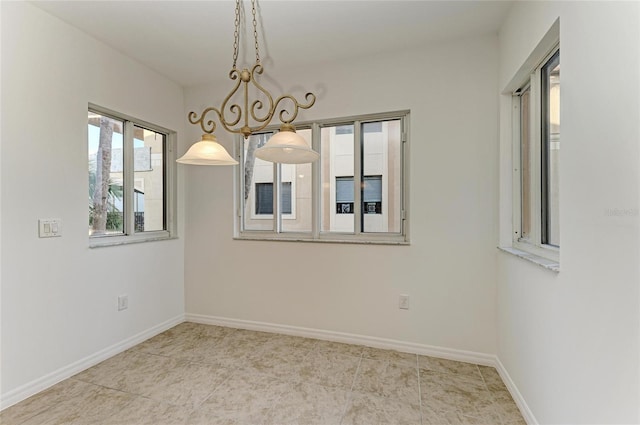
338;353;363;425
416;354;424;425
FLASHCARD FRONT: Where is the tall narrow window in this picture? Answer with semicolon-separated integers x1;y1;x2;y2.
133;125;166;232
243;130;309;232
88;113;124;236
321;124;355;233
512;47;559;261
361;120;401;233
541;51;560;247
88;106;175;245
519;86;531;240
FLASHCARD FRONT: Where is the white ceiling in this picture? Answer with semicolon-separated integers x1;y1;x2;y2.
32;0;513;88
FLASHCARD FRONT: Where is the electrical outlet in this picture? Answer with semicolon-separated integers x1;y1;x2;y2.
399;294;409;310
118;295;128;311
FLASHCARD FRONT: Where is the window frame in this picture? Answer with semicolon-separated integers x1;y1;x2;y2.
511;47;560;261
88;104;177;248
235;111;410;245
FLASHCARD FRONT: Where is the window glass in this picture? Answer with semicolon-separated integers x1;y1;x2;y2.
88;113;125;236
542;51;560;246
237;112;408;243
321;124;355;232
520;86;531;240
281;128;312;233
133;126;165;232
243;132;273;230
361;120;402;233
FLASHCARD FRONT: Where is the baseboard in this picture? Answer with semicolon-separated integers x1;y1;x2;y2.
185;313;496;367
0;314;185;410
495;357;538;425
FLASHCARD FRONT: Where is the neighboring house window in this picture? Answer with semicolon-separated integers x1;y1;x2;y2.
335;175;381;215
513;48;560;259
255;182;292;215
363;175;382;215
238;111;408;243
88;105;176;246
336;177;354;214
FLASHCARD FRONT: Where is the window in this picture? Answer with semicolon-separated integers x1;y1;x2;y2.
335;175;381;215
237;111;408;243
336;177;354;214
513;48;559;259
255;182;292;215
88;105;176;246
541;50;560;247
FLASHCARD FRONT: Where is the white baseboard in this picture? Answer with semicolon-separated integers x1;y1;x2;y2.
495;357;538;425
185;313;496;367
0;314;185;410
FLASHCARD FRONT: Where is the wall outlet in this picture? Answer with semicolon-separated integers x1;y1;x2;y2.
117;295;128;311
399;294;409;310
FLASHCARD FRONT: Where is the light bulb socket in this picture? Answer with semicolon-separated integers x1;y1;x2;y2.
279;123;296;133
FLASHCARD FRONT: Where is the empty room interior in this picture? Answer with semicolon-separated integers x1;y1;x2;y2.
1;1;639;424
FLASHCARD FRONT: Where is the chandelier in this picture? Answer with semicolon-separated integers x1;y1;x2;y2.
177;0;319;166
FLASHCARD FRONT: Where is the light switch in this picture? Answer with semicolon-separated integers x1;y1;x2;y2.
39;219;62;238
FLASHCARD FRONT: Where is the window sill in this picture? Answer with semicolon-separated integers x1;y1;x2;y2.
498;246;559;272
89;231;176;248
234;234;409;246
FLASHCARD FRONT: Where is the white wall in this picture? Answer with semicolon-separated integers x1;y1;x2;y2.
1;2;185;406
183;35;499;355
497;2;640;423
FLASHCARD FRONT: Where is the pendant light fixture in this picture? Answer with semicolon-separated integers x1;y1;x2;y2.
177;0;318;166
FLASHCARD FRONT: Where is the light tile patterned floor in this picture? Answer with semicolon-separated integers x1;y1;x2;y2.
1;323;526;425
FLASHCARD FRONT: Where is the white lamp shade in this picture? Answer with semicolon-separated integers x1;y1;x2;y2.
176;134;238;166
255;126;319;164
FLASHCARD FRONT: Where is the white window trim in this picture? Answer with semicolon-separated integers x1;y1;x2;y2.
88;104;177;248
500;19;560;268
234;111;410;245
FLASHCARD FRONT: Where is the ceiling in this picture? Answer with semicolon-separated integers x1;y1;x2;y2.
31;0;513;88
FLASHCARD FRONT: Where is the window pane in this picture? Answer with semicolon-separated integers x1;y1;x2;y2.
336;176;354;214
244;133;274;230
321;125;354;232
281;128;312;233
361;120;402;233
133;126;165;232
88;112;124;236
542;51;560;246
520;86;531;240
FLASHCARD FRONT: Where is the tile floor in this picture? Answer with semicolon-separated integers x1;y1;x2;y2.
1;322;526;425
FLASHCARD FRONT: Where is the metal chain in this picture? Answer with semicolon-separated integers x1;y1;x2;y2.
232;0;241;69
251;0;260;64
